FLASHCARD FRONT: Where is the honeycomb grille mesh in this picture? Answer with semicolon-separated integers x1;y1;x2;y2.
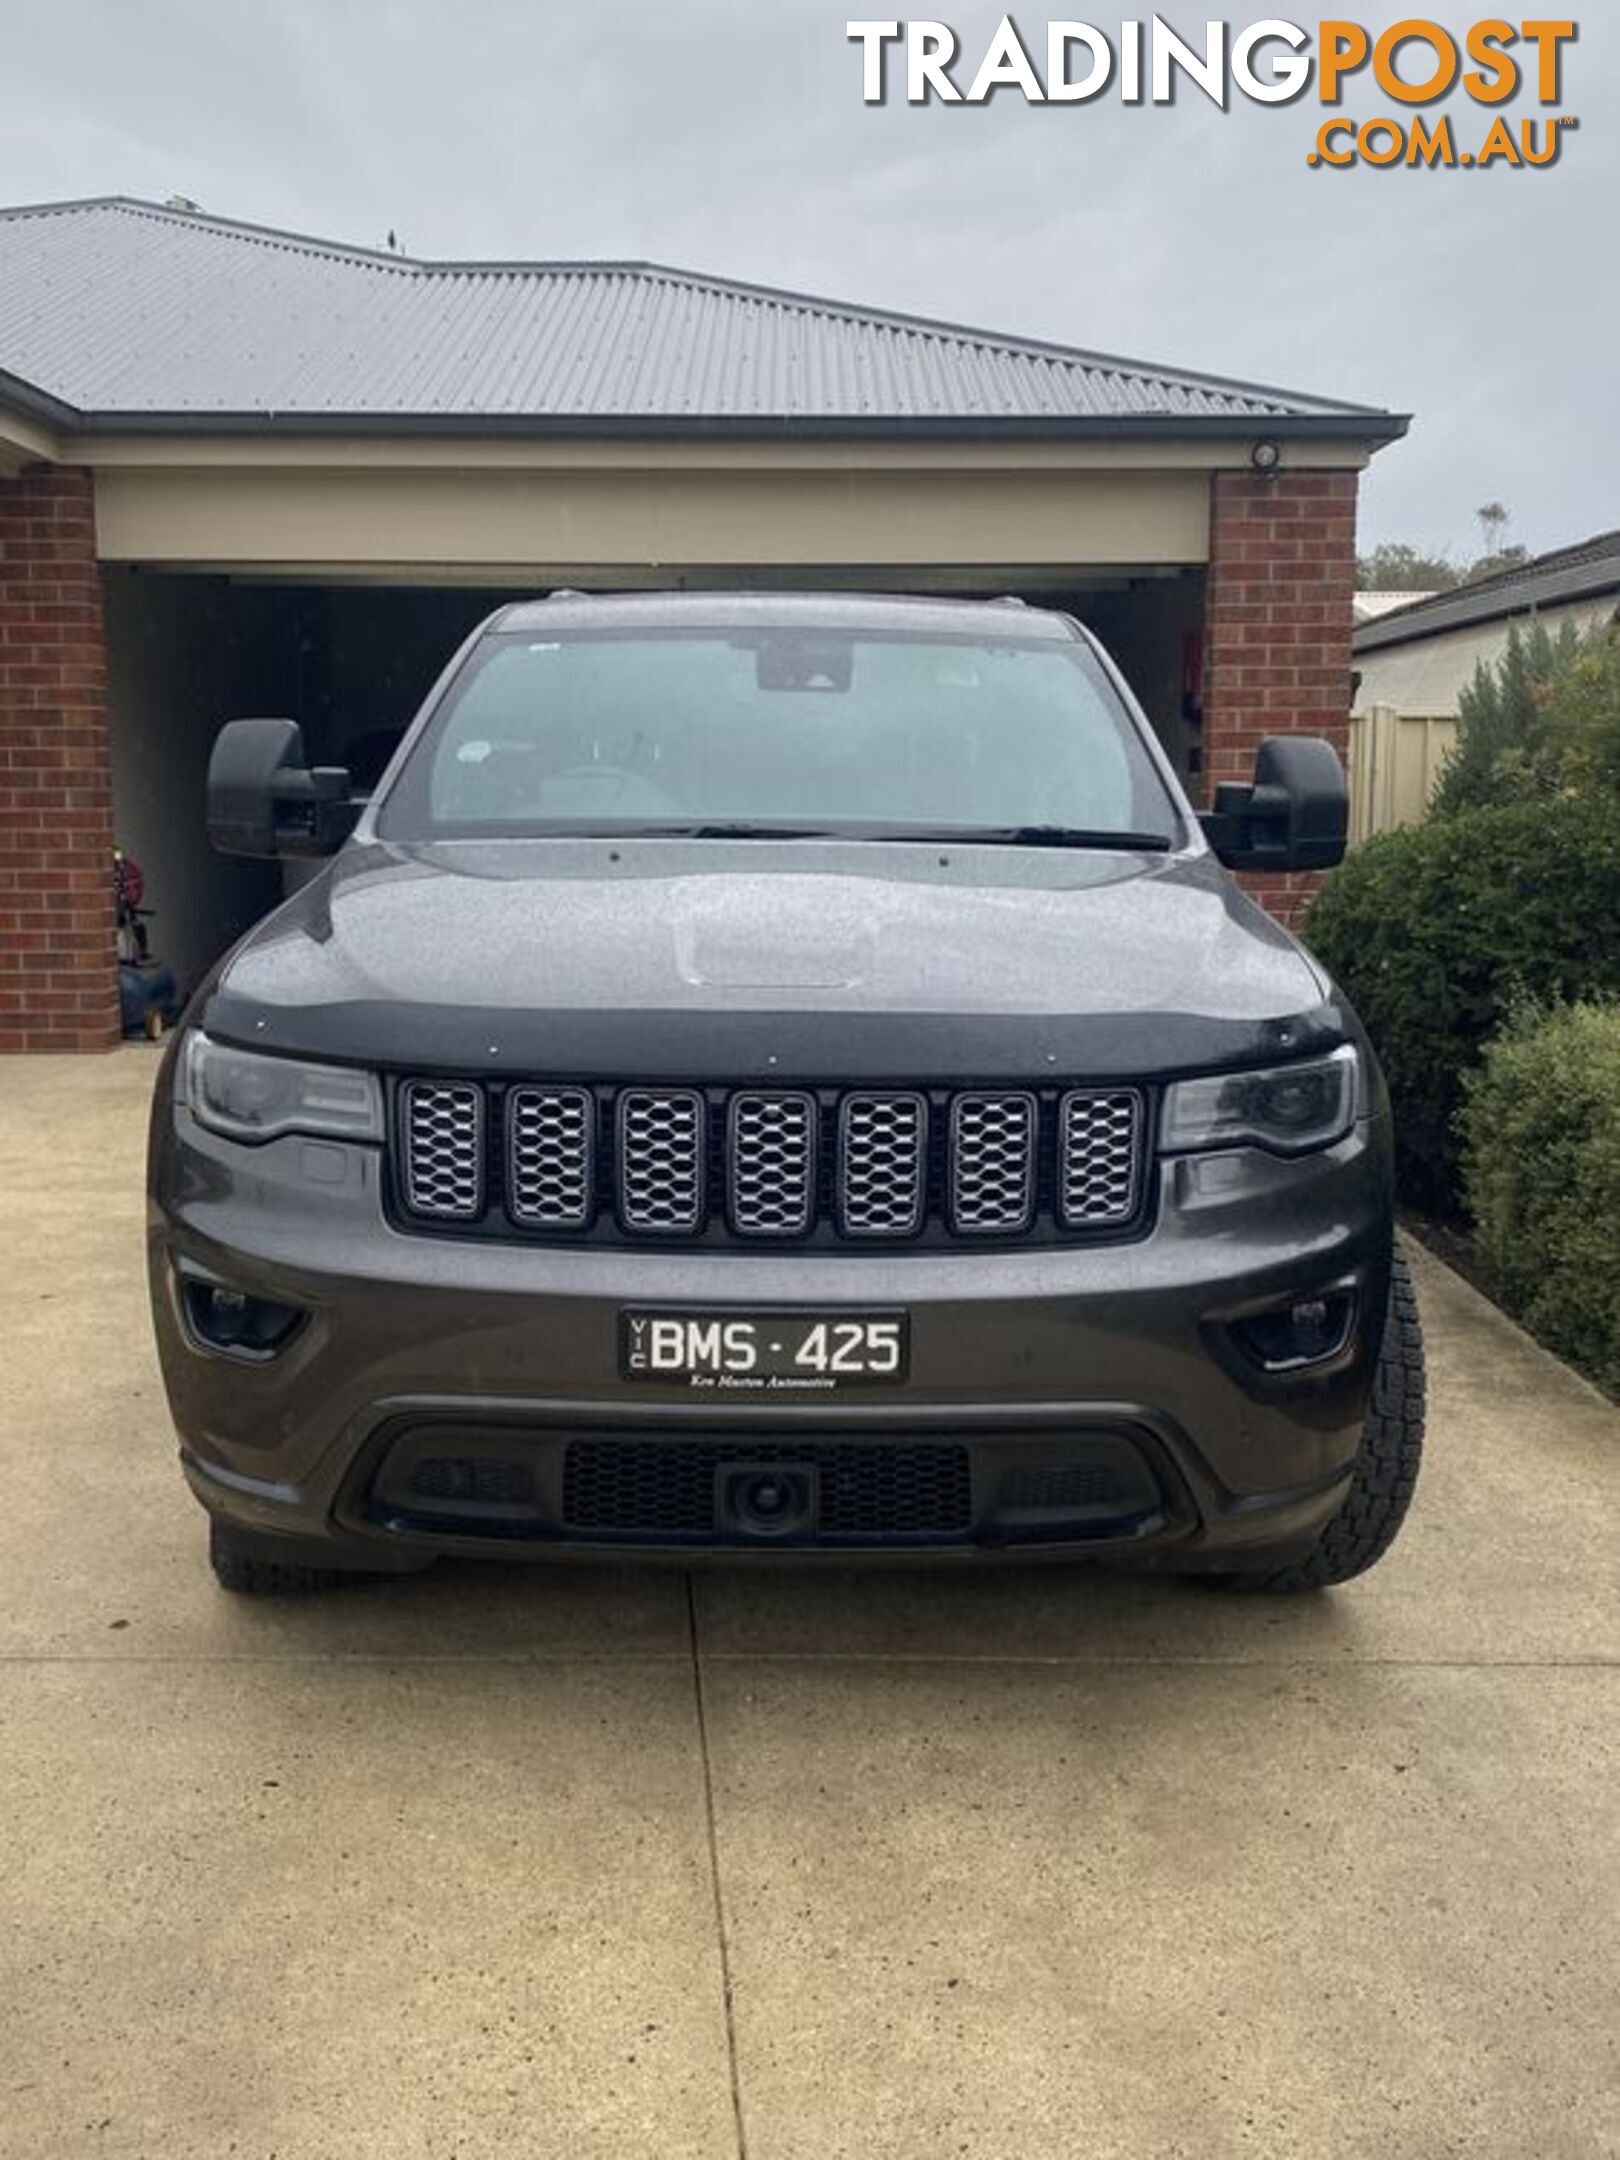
729;1092;816;1236
563;1439;973;1540
400;1082;484;1218
394;1080;1149;1242
618;1089;706;1233
839;1092;927;1236
950;1092;1037;1233
507;1087;595;1228
1059;1090;1144;1226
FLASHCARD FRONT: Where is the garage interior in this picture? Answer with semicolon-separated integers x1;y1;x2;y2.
105;561;1208;1002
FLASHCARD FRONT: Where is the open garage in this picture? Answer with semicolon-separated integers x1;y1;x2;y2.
0;197;1405;1045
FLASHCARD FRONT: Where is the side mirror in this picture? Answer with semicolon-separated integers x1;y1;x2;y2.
207;719;359;859
1200;735;1348;874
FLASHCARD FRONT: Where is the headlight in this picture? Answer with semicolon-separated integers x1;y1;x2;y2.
1162;1045;1359;1157
181;1032;383;1144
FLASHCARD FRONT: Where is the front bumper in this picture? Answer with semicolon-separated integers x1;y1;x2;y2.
148;1103;1394;1571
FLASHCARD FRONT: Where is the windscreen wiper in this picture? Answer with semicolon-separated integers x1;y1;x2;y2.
976;825;1175;852
633;822;838;840
551;821;1172;849
851;824;1176;852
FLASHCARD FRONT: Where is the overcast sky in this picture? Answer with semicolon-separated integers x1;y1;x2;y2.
2;1;1614;562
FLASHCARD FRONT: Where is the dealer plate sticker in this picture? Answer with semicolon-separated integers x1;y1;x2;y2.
620;1310;909;1391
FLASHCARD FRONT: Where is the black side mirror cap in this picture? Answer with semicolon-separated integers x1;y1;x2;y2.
207;719;359;859
1200;734;1348;874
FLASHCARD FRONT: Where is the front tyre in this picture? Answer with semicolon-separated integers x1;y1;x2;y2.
1207;1248;1426;1593
209;1518;375;1596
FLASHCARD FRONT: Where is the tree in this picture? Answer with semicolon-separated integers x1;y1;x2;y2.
1476;501;1511;558
1429;617;1590;818
1356;542;1462;592
1470;543;1531;582
1467;503;1530;582
1432;614;1620;816
1359;506;1536;596
1541;625;1620;798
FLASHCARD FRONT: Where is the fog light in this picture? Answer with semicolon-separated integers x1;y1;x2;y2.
181;1274;304;1357
1234;1291;1356;1373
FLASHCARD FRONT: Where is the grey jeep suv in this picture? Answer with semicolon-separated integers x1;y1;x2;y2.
147;591;1423;1594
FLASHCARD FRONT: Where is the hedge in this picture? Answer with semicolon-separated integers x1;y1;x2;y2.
1462;1003;1620;1397
1301;796;1620;1213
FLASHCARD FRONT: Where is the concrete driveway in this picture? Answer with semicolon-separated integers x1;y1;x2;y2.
2;1048;1616;2160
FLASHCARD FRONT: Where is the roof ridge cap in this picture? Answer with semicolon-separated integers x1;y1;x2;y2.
0;194;419;275
0;198;1395;420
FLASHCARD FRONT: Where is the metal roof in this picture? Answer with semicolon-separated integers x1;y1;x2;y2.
1355;530;1620;652
0;196;1406;442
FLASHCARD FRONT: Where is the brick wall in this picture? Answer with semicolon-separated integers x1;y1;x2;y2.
0;465;120;1051
1202;468;1359;929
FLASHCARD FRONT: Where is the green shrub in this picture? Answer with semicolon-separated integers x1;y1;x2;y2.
1540;627;1620;801
1302;796;1620;1212
1462;1002;1620;1396
1429;618;1584;818
1430;620;1620;819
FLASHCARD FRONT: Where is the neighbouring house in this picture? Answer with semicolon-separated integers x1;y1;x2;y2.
1353;590;1438;627
0;196;1408;1049
1350;530;1620;840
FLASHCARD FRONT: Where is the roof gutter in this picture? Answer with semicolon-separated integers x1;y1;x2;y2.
1355;567;1620;652
0;366;80;432
0;396;1411;450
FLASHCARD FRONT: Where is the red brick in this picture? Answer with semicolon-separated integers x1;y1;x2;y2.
0;464;119;1050
1201;469;1358;927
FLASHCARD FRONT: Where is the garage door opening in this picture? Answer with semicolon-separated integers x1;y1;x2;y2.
104;564;1207;1006
105;572;522;1000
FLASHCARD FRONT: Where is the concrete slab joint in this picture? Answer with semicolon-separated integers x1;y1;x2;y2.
1;1055;1618;2157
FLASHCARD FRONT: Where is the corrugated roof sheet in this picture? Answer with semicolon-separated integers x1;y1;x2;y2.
0;197;1403;438
1354;530;1620;652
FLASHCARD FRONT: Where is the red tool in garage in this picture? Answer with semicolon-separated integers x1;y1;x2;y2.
114;850;178;1040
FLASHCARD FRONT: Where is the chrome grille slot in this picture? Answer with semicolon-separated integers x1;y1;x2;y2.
729;1091;816;1236
1059;1089;1143;1226
617;1088;706;1234
949;1091;1037;1234
507;1086;595;1229
400;1081;484;1220
839;1092;927;1237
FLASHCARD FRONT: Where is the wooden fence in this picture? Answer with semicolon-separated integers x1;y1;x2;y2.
1346;705;1458;844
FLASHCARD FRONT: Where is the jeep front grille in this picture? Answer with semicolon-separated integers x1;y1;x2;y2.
394;1081;1147;1245
839;1091;927;1237
1058;1089;1143;1227
399;1081;484;1219
617;1089;706;1233
950;1091;1038;1234
508;1086;594;1229
729;1091;817;1236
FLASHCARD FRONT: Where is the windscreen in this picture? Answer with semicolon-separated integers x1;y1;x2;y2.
375;626;1181;843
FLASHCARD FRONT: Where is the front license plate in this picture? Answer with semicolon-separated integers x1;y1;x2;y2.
620;1310;910;1391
